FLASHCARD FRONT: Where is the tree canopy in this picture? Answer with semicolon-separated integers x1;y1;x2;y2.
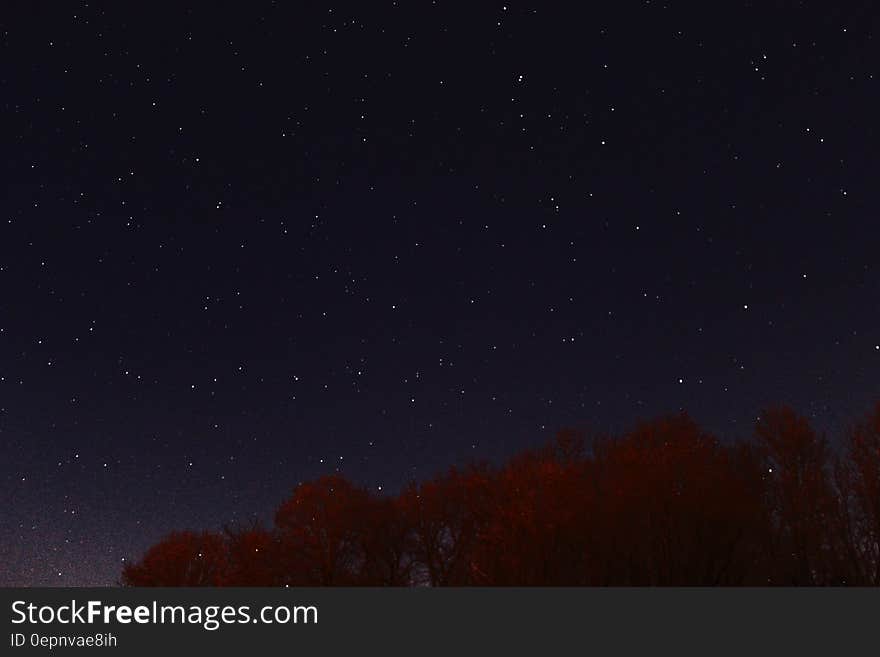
123;403;880;586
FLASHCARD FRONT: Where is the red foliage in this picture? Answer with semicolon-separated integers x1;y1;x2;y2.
121;530;227;586
121;403;880;586
273;474;373;585
836;402;880;584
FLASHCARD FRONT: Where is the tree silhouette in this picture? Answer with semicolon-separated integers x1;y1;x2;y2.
221;524;280;586
836;402;880;584
274;474;373;585
356;496;416;585
754;407;840;584
402;464;492;586
587;414;766;584
121;401;880;587
471;442;593;585
121;530;227;586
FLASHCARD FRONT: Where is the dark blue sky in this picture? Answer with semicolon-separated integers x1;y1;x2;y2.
2;2;878;585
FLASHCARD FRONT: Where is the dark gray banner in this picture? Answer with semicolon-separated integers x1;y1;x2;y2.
2;588;875;655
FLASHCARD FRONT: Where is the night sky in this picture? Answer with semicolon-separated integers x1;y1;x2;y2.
2;2;879;586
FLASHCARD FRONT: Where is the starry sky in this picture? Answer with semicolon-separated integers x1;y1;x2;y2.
2;2;879;586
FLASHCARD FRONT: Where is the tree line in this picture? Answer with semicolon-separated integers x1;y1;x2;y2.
122;403;880;586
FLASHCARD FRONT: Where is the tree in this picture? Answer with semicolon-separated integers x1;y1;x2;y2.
121;530;227;586
471;444;594;585
222;524;281;586
754;407;841;584
402;464;493;586
357;496;416;585
589;414;765;585
836;402;880;584
122;400;880;587
274;474;372;585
